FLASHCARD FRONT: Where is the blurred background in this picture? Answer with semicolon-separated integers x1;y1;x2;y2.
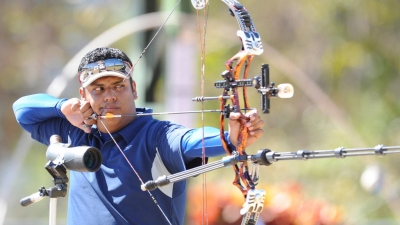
1;0;400;224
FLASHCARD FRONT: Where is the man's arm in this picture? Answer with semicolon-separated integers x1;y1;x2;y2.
13;94;67;132
181;127;232;159
181;109;264;159
13;94;79;145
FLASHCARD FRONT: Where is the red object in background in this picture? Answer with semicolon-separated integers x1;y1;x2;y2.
186;182;342;225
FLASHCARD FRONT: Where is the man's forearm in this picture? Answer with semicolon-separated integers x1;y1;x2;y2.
13;94;67;132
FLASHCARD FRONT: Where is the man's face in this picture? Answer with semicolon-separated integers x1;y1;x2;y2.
79;76;137;133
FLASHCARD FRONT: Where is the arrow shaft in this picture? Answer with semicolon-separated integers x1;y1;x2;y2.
98;108;254;119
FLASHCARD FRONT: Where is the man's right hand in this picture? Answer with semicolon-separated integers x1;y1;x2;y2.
61;98;96;133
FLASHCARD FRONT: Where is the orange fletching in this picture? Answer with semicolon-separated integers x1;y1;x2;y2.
105;113;114;119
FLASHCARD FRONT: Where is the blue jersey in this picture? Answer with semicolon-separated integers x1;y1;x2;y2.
13;94;231;225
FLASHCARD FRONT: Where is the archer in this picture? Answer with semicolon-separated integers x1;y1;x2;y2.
12;47;264;225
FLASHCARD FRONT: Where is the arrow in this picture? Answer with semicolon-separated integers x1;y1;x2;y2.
96;108;255;119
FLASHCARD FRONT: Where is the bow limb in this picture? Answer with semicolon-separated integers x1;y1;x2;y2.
217;1;265;224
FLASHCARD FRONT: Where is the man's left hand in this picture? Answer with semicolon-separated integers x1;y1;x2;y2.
228;109;264;147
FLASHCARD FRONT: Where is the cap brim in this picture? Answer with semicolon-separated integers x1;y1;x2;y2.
81;71;128;88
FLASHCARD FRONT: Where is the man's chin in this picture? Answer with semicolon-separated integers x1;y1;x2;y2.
97;118;122;132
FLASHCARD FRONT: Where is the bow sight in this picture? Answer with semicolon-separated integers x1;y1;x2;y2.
192;64;294;115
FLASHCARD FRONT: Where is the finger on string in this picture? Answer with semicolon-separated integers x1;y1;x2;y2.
84;117;96;125
82;106;95;119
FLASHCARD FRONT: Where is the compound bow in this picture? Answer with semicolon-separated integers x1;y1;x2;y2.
142;1;293;224
195;1;272;223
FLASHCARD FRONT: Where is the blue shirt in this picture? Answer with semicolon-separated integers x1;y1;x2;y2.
13;94;231;225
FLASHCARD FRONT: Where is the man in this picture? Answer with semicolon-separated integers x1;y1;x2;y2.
13;47;264;225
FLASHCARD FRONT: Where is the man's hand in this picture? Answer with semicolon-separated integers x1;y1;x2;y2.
228;109;264;148
61;98;96;133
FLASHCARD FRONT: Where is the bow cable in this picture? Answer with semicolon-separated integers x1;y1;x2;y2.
94;1;183;224
194;3;211;225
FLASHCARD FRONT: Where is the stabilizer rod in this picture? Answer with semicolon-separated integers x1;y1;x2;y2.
141;154;248;191
258;145;400;165
141;144;400;191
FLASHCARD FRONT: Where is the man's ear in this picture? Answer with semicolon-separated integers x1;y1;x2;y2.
131;81;138;100
79;87;85;99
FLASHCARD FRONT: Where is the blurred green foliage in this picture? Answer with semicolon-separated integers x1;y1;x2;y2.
0;0;399;224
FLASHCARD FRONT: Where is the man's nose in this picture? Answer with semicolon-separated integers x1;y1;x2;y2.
104;89;117;102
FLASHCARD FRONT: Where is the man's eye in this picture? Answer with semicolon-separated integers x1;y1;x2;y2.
115;84;124;90
94;87;103;91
